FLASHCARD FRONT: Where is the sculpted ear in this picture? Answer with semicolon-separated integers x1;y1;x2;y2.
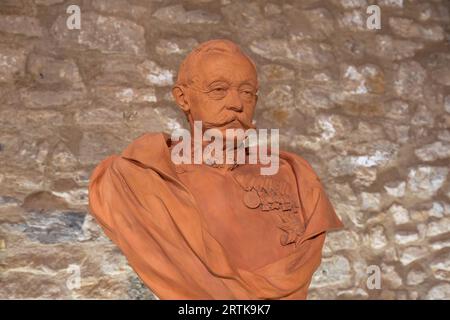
172;85;190;113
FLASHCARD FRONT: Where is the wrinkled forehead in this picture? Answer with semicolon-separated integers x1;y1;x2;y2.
187;52;258;88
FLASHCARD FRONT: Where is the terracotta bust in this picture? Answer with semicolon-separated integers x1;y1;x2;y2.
88;39;343;299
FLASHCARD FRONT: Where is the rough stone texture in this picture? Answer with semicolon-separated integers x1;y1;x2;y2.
0;0;449;300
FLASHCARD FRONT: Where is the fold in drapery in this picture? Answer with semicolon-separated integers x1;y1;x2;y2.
88;132;343;299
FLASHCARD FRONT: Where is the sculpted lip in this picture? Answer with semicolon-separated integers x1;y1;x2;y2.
223;119;243;128
223;117;254;130
170;120;280;175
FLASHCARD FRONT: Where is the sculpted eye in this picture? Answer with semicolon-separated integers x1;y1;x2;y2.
240;89;256;99
212;87;226;93
208;86;228;99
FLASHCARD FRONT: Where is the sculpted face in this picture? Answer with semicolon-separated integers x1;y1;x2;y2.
173;50;258;134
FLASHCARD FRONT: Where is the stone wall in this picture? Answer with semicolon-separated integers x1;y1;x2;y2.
0;0;449;299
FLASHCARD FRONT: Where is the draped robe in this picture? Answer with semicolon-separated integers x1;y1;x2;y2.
88;132;343;299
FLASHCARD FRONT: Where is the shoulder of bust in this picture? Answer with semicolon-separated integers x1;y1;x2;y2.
280;150;323;186
89;132;171;179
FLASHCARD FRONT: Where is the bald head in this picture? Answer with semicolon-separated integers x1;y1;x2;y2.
175;39;258;87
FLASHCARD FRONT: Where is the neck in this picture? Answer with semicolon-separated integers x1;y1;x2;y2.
190;136;247;171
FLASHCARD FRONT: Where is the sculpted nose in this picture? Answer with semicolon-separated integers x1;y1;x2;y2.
226;89;243;112
228;104;243;112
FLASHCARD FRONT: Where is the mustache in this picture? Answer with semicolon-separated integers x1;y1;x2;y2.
203;115;256;130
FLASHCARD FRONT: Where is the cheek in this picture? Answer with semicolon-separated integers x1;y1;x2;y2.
189;94;223;120
243;102;256;118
